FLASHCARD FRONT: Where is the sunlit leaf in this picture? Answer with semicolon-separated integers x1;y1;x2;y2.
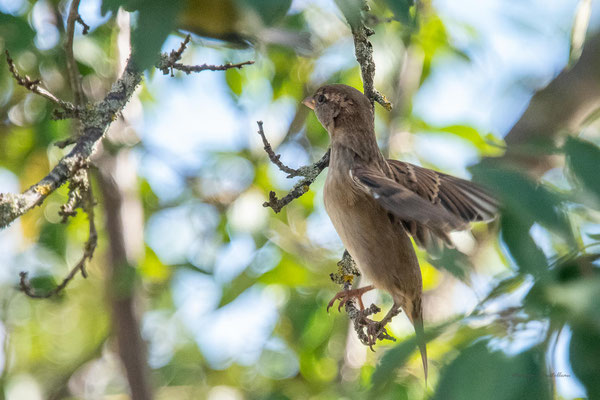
259;255;309;286
225;67;243;96
139;246;171;283
434;124;505;156
569;0;592;67
218;270;256;307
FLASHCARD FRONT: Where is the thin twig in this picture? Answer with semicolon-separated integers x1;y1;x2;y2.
258;0;396;349
157;34;255;77
5;50;76;111
158;34;191;76
170;60;255;74
19;212;97;298
4;33;257;295
76;15;90;35
257;121;330;213
58;157;89;222
257;120;303;177
0;57;142;229
18;161;97;298
342;0;392;111
65;0;84;108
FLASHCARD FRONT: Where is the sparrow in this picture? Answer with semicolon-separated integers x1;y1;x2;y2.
303;84;497;380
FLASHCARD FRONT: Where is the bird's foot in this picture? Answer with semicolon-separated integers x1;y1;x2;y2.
327;285;375;312
358;305;402;351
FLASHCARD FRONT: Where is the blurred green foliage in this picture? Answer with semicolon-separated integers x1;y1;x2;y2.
1;1;600;399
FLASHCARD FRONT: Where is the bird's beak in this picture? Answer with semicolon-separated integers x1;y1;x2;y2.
302;96;316;110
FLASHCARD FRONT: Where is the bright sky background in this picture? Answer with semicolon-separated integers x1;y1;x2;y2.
138;1;591;397
0;0;596;398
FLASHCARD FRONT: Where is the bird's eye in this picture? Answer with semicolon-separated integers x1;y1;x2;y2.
317;94;326;103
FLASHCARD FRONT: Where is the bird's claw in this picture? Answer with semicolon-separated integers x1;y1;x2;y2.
326;285;374;313
327;290;360;312
354;306;401;350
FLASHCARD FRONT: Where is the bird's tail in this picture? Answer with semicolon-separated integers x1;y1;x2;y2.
406;298;428;383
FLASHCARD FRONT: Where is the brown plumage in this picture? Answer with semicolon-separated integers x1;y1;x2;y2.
303;84;497;381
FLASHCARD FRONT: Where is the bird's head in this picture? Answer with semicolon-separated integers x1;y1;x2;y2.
303;84;373;137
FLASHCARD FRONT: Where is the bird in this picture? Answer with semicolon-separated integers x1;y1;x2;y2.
302;84;497;381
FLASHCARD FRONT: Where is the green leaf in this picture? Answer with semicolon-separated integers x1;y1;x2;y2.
370;319;452;394
500;210;548;277
570;325;600;399
139;246;171;283
0;13;36;52
225;67;243;96
438;125;504;156
102;0;184;70
543;277;600;325
131;0;184;70
565;136;600;204
471;164;572;240
218;270;256;307
383;0;414;26
237;0;292;26
27;274;59;297
428;248;471;283
478;274;527;307
38;221;68;258
434;340;551;400
335;0;363;28
258;255;309;286
587;232;600;241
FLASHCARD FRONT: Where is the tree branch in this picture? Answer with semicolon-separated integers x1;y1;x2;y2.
5;50;76;112
97;165;152;400
157;34;254;77
257;121;330;213
65;0;85;108
340;0;392;111
494;31;600;176
16;0;99;299
2;33;256;298
168;60;255;75
0;58;142;229
259;0;393;214
258;0;396;348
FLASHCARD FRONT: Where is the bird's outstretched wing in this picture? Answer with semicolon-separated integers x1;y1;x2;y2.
351;160;498;249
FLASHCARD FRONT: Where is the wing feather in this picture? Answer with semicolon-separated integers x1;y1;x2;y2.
351;160;498;249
